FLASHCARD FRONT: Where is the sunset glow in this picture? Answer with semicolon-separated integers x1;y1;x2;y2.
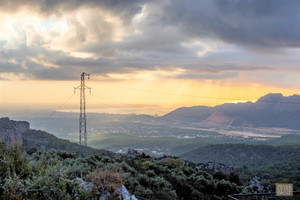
1;1;300;115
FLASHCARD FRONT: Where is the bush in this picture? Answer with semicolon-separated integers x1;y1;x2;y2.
142;161;153;170
5;144;31;179
1;173;24;200
0;141;250;200
159;158;184;169
87;167;124;198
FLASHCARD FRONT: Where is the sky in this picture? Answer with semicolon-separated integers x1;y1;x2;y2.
1;0;300;115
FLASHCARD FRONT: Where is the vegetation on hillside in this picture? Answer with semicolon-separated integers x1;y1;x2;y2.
0;141;248;200
1;123;298;199
22;129;114;156
88;132;249;156
180;143;300;168
236;157;300;192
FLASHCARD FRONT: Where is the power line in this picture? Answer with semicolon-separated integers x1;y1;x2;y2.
103;83;241;101
56;93;76;111
101;83;300;105
89;93;139;108
39;93;76;121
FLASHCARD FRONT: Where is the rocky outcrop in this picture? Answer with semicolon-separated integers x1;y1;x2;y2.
127;148;143;157
184;160;234;175
76;178;138;200
0;117;30;146
127;148;150;159
204;162;234;174
115;185;138;200
249;176;271;193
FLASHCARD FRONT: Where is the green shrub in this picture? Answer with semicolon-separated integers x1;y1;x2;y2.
142;161;153;170
159;158;184;170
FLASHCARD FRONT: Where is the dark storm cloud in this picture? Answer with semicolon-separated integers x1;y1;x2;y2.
161;0;300;48
0;41;158;80
2;0;300;49
1;0;300;81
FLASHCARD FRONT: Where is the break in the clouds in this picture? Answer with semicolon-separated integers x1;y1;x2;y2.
1;0;300;85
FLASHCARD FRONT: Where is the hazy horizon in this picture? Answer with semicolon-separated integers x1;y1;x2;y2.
1;92;298;117
1;1;300;115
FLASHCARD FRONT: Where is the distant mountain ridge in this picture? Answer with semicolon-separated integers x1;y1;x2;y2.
7;93;300;137
160;93;300;129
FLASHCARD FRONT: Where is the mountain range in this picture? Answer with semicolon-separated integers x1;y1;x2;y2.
160;93;300;129
7;93;300;140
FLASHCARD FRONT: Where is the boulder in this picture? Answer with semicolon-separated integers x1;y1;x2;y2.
75;178;94;191
115;185;138;200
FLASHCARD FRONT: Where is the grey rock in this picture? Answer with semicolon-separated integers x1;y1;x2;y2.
75;178;94;191
250;176;264;193
183;160;233;175
127;148;142;157
115;185;138;200
74;179;138;200
0;117;29;147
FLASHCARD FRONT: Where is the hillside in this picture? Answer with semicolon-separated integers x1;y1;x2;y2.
160;93;300;129
1;118;300;199
87;131;243;156
238;157;300;192
0;118;248;200
266;134;300;145
22;129;114;156
180;143;300;168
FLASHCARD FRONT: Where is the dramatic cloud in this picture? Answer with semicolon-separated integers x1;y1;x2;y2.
0;0;144;22
162;0;300;48
1;0;300;85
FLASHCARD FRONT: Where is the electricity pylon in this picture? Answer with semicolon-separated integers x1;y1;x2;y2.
74;72;91;157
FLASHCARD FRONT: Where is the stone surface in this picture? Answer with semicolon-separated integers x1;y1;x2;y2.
249;176;271;193
115;185;138;200
183;160;234;175
76;178;95;191
75;178;138;200
0;117;30;146
127;148;142;157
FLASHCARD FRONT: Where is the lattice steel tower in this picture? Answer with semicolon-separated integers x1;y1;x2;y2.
74;72;91;157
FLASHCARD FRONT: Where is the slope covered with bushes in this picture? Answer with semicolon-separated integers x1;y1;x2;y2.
180;143;300;168
22;129;114;156
1;121;298;199
0;141;248;200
